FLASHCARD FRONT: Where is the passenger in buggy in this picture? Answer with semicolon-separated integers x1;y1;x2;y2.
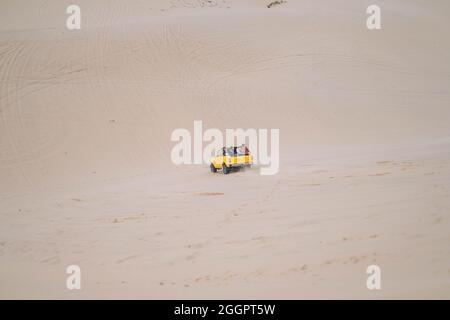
221;145;250;156
238;144;250;155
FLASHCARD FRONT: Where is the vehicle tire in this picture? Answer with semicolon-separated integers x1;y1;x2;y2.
222;164;230;175
210;163;217;173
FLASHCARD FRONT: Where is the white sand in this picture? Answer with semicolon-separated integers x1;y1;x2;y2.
0;0;449;298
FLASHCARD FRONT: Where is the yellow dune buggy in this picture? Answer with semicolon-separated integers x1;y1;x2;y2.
210;147;253;174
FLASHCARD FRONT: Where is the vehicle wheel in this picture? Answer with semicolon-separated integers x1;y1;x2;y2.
222;164;230;174
210;163;217;173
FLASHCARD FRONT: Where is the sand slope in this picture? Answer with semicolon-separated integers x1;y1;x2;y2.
0;0;449;298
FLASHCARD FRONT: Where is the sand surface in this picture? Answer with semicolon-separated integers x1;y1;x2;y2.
0;0;449;298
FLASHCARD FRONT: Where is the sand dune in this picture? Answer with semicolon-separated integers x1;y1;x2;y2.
1;0;449;298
